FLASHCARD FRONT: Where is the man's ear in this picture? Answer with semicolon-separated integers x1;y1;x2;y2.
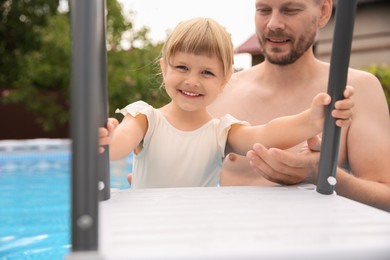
318;0;332;29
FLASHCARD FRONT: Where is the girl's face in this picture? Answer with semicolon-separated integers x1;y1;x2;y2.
160;52;226;113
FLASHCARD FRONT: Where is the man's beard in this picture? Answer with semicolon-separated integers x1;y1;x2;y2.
258;31;316;66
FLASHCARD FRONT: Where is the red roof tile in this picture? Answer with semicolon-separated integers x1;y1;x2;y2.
235;34;262;55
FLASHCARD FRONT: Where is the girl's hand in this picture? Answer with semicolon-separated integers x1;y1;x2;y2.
98;118;119;153
332;85;354;127
310;85;354;130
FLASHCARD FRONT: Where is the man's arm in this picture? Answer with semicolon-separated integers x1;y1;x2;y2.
339;71;390;211
246;72;390;212
246;142;390;212
335;168;390;212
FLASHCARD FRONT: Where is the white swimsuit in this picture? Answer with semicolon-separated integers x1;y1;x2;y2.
116;101;247;189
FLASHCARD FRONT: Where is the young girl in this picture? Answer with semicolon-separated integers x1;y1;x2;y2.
99;17;353;189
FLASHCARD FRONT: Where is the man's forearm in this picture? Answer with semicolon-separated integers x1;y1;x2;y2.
335;168;390;212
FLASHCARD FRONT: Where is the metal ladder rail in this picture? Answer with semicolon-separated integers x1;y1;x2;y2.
68;0;110;257
316;0;358;194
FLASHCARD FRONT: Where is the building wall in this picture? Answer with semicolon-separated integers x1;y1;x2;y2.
0;102;69;140
315;2;390;69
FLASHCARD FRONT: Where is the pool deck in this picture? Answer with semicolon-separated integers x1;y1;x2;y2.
0;138;70;154
96;184;390;260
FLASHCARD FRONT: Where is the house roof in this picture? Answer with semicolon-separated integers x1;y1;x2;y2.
234;34;262;55
334;0;386;5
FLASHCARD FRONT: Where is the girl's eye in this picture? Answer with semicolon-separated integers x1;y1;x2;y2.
202;70;215;77
176;65;188;71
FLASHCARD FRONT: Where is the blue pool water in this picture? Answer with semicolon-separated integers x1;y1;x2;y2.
0;140;132;259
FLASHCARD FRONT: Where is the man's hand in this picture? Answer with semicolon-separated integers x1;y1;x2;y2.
246;136;322;185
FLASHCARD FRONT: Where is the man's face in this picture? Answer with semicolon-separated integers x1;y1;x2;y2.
254;0;321;65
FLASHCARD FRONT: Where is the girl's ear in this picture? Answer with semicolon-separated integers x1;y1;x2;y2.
219;82;227;94
220;71;233;93
160;58;166;76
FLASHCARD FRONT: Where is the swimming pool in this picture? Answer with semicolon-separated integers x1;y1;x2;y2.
0;139;132;259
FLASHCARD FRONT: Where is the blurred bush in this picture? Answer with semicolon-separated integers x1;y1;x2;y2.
0;0;169;133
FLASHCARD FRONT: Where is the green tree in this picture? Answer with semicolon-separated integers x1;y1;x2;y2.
5;13;71;131
105;1;170;117
1;0;168;132
0;0;60;86
107;42;169;119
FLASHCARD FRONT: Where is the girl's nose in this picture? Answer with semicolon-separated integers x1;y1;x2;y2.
185;78;199;88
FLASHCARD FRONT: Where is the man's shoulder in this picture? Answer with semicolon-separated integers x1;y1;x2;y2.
316;60;378;84
348;67;378;81
228;65;260;87
346;67;381;90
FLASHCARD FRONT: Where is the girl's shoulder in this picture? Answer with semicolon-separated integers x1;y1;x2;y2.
115;100;155;118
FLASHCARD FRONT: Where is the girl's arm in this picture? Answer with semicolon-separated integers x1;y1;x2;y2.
99;114;148;160
227;87;354;155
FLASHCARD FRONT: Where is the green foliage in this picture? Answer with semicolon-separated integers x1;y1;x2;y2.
0;0;60;86
363;65;390;106
106;0;132;49
0;0;169;133
2;12;70;131
107;43;170;119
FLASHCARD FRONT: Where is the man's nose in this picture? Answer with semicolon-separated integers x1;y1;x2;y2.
267;12;286;31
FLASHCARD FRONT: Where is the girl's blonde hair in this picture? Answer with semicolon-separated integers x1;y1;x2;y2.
161;17;234;83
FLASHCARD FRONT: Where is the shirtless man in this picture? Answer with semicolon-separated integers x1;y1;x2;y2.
208;0;390;211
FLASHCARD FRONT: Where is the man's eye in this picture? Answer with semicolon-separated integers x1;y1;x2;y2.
283;9;300;15
257;8;271;15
